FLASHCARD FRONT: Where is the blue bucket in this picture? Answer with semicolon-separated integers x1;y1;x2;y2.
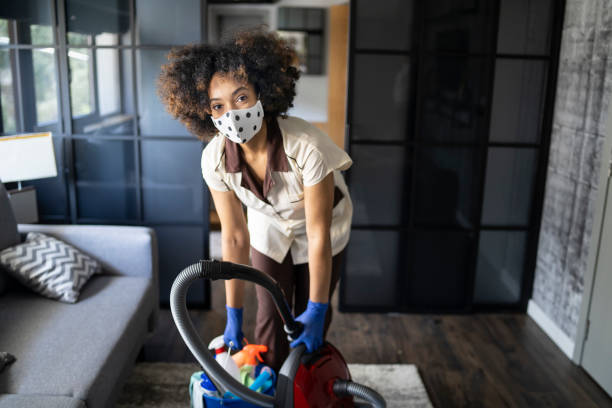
190;368;276;408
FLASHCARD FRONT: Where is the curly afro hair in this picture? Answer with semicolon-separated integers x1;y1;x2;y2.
156;28;301;142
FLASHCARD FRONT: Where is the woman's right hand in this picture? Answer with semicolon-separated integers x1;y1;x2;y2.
224;305;244;350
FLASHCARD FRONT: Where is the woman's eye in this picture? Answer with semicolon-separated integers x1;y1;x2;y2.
237;95;247;103
212;104;222;111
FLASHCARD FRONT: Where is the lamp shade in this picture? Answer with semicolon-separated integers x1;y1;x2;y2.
0;132;58;183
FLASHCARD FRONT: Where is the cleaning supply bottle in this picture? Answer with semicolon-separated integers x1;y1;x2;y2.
232;343;269;391
249;365;275;393
191;372;219;408
200;372;220;398
207;335;241;381
191;378;205;408
232;343;268;368
189;371;208;408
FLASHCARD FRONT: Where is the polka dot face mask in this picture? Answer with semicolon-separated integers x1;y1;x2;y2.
211;100;264;144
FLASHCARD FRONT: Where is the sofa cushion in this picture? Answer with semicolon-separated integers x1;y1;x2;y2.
0;274;155;407
0;232;102;303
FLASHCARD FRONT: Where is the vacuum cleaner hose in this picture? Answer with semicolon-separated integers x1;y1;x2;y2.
170;262;275;408
333;379;387;408
200;259;303;339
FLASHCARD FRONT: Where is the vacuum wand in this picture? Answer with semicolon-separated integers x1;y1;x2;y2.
201;259;304;341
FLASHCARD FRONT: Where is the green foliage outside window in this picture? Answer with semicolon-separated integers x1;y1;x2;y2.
0;19;7;40
30;24;53;45
33;49;59;124
69;49;93;117
68;32;89;46
0;49;16;133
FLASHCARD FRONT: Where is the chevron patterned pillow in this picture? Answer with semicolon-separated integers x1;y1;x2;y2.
0;232;102;303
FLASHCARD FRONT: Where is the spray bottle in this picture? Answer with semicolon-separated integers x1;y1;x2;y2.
249;365;275;393
231;343;269;389
207;335;241;382
232;343;268;369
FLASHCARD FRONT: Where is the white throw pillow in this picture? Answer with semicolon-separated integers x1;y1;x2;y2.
0;232;102;303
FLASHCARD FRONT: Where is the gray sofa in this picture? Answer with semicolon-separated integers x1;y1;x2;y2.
0;183;159;408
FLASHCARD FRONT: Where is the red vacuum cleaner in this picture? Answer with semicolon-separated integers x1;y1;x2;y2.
170;259;386;407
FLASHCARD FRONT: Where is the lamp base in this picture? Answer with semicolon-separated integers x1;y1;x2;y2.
8;186;39;224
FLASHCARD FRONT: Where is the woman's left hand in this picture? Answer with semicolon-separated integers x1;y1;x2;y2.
290;300;329;353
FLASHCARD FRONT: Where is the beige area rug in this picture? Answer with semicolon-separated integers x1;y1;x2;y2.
116;362;433;408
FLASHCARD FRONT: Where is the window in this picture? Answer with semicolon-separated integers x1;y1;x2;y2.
0;5;60;135
277;7;326;75
69;48;94;117
33;48;59;125
0;48;16;133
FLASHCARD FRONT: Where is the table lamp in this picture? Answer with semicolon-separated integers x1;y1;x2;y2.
0;132;58;223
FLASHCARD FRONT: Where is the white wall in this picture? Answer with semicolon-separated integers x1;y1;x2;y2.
288;75;328;122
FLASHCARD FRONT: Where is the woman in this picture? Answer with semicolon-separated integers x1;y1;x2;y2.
157;29;353;372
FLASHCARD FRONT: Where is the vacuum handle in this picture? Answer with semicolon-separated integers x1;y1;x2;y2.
201;259;303;340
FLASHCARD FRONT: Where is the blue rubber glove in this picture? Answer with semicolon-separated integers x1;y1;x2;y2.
224;305;244;351
289;300;329;353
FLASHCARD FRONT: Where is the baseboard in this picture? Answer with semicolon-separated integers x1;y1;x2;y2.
527;299;575;360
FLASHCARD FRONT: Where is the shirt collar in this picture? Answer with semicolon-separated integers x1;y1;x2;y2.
224;117;289;173
223;117;290;202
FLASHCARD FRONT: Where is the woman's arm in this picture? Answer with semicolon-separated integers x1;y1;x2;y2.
209;187;250;308
303;172;335;303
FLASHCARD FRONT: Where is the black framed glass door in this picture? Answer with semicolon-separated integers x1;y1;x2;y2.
341;0;565;312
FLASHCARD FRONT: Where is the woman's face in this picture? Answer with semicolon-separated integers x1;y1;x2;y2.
208;72;258;119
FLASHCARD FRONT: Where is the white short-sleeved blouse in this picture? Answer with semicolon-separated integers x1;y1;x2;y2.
201;115;353;264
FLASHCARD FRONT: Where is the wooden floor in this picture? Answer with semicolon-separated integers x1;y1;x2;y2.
142;280;612;408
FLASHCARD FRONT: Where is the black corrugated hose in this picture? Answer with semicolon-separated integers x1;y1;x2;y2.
172;260;386;408
170;262;275;407
333;379;387;408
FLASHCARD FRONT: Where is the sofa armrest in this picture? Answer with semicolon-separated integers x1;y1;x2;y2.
17;224;158;280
